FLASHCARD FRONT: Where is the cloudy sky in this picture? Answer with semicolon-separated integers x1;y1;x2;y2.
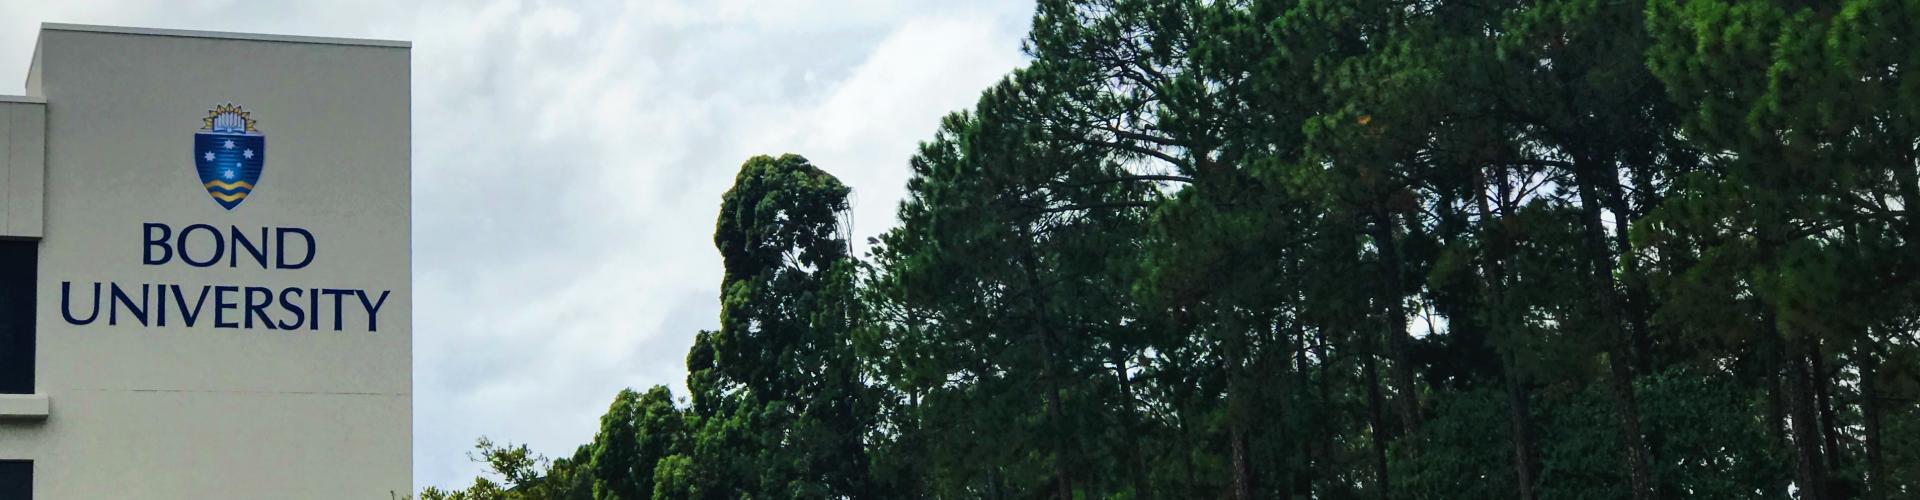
0;0;1035;490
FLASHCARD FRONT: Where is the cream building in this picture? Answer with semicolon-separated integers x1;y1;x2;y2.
0;24;412;499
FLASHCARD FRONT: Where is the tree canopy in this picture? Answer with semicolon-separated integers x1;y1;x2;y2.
424;0;1920;498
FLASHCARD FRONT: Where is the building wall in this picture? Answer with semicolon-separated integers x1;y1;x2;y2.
0;24;411;499
0;97;46;239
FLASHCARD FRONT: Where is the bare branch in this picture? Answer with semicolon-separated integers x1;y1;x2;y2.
1052;174;1196;189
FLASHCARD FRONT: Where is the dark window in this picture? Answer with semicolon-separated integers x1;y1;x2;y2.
0;240;33;395
0;460;27;500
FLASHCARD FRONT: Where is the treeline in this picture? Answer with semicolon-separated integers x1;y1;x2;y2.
423;0;1920;498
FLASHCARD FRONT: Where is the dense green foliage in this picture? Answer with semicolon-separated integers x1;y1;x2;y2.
424;0;1920;498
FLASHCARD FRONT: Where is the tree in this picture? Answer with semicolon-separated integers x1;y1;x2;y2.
587;387;684;499
1645;0;1920;497
865;68;1162;497
694;154;874;498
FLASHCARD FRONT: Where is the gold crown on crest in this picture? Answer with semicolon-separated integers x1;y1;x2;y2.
201;103;259;133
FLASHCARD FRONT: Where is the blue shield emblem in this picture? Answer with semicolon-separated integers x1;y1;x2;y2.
194;103;265;210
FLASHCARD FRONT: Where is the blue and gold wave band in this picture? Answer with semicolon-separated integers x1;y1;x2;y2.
204;180;253;202
204;180;254;191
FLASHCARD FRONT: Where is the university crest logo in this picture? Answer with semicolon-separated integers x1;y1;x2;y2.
194;103;266;210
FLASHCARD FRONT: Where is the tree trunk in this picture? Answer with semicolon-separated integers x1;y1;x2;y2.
1892;156;1920;243
1603;187;1654;374
1365;350;1391;500
1572;157;1655;500
1015;246;1075;500
1315;325;1338;498
1180;405;1198;491
1114;352;1152;499
1619;155;1660;375
1231;421;1255;500
1370;208;1421;437
1043;361;1072;500
1604;352;1655;500
1294;323;1317;497
1751;221;1829;500
1505;369;1538;499
1479;164;1538;499
1785;340;1830;500
1860;335;1886;500
1765;348;1792;497
1226;341;1256;500
1812;340;1844;477
1044;362;1073;500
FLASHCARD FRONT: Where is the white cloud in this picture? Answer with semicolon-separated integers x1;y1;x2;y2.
0;0;1034;490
